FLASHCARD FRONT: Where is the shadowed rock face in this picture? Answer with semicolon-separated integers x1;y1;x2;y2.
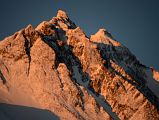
0;103;59;120
0;10;159;120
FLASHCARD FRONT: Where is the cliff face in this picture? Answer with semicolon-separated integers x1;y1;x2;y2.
0;10;159;120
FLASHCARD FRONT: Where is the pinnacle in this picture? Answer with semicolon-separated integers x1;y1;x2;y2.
56;10;68;19
25;24;34;31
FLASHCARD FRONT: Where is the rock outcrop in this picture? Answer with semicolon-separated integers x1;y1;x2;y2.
0;10;159;120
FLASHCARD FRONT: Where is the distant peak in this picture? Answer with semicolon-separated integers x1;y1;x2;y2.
90;28;121;46
91;28;110;39
57;10;68;19
96;28;107;36
96;28;112;38
98;28;107;33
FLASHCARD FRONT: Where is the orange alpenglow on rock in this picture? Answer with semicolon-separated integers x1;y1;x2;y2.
0;10;159;120
151;67;159;81
57;10;68;19
90;28;121;46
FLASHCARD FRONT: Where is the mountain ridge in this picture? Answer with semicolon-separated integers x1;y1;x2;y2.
0;10;159;120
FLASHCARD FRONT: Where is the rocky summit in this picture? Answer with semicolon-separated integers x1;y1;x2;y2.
0;10;159;120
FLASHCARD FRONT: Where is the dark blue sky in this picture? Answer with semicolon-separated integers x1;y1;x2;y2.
0;0;159;70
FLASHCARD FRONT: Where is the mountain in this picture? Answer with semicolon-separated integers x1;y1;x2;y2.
0;10;159;120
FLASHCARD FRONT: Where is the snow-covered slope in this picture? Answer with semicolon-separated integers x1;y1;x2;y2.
0;10;159;120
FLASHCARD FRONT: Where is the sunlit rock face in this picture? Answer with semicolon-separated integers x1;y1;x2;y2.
0;10;159;120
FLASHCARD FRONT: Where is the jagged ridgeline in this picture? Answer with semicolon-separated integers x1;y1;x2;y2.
0;10;159;120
